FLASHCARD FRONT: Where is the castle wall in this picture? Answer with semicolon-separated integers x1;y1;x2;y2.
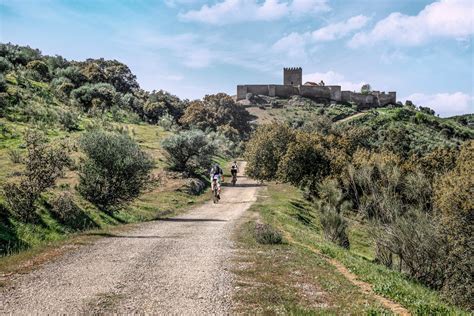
275;85;299;98
327;86;342;101
299;85;331;99
372;91;397;107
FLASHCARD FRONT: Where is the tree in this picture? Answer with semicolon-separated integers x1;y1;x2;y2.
277;131;330;193
77;131;154;210
161;129;216;173
26;60;49;80
180;93;253;139
244;123;295;181
71;83;117;111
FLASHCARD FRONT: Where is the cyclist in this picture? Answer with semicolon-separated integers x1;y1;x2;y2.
210;163;223;199
230;161;238;184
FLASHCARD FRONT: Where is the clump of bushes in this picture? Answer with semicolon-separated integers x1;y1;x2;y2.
254;223;283;245
77;130;153;211
161;129;216;174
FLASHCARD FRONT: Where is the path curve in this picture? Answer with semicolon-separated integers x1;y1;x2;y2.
0;164;259;314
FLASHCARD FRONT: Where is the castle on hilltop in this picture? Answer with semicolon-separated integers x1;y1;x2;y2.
237;68;396;109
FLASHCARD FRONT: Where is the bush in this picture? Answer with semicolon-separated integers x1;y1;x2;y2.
244;123;295;181
26;60;49;80
3;181;38;222
317;178;350;248
157;113;177;131
434;140;473;309
179;93;253;139
161;129;216;173
8;149;22;163
50;191;84;229
77;130;153;210
2;130;70;222
0;57;13;73
377;209;445;289
58;109;80;131
0;74;7;93
278;132;330;193
254;223;283;244
71;83;117;111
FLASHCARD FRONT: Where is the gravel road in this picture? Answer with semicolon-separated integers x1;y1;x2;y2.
0;165;259;314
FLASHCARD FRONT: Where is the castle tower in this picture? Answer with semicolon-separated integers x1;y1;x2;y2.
283;67;302;86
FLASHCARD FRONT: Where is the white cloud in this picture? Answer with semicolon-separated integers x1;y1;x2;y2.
349;0;474;47
272;32;309;59
403;92;474;117
312;15;370;41
303;70;366;91
272;15;369;58
180;0;330;25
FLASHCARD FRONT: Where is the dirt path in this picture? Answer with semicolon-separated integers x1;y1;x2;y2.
0;164;259;314
336;111;367;123
285;235;410;316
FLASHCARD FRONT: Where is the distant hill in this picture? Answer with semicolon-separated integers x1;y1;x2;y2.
240;94;473;157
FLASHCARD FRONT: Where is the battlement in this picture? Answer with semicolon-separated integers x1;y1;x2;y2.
283;67;302;71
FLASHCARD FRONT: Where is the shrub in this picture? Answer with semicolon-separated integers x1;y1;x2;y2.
377;209;445;289
0;57;13;73
254;223;283;244
8;149;22;163
179;93;253;139
3;181;38;222
161;129;216;173
0;74;6;93
71;83;117;111
51;77;75;99
434;140;473;309
2;130;70;222
157;113;177;131
278;132;330;193
50;191;84;229
317;178;350;248
26;60;49;80
58;109;80;131
77;130;153;210
244;123;295;181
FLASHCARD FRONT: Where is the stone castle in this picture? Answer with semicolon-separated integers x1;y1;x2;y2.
237;67;396;109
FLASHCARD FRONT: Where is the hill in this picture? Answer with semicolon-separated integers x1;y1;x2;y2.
0;43;250;257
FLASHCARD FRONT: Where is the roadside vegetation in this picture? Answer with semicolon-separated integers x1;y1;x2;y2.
244;105;473;311
233;183;468;314
0;43;251;259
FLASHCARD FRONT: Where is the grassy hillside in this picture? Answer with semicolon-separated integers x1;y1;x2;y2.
233;182;469;314
0;43;244;259
244;96;472;155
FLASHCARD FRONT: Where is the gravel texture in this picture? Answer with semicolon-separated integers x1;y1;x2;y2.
0;166;258;314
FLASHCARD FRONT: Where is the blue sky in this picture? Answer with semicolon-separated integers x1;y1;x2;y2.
0;0;473;116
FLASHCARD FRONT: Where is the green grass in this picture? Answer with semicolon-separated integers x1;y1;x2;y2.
233;182;469;315
0;117;214;262
233;186;390;314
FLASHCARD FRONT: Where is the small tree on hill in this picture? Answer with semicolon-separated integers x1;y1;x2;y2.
3;130;71;222
77;130;153;211
244;123;295;181
161;129;216;174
